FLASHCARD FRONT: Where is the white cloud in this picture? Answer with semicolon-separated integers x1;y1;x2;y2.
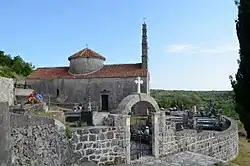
164;44;238;55
165;44;199;53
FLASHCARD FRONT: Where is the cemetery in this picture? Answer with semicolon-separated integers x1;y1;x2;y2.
0;75;239;166
0;16;242;165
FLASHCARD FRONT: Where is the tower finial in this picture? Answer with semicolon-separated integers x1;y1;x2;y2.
86;44;88;48
143;17;146;24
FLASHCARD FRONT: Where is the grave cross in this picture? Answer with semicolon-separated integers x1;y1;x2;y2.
134;76;143;93
87;96;92;112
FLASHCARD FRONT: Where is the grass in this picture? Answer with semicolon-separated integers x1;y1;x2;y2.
31;110;65;123
0;66;24;79
231;137;250;166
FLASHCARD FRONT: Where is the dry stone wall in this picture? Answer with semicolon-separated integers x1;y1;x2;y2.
0;77;14;105
10;114;71;166
159;115;239;162
69;126;127;166
1;102;128;166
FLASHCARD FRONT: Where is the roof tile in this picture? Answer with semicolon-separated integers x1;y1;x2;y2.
26;63;147;79
68;48;106;61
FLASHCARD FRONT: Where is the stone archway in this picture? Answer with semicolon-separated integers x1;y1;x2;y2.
113;93;160;115
113;93;160;163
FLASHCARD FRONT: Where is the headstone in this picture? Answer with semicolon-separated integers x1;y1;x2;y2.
192;105;197;114
134;77;143;93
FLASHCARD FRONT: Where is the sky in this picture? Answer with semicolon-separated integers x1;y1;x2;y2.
0;0;239;90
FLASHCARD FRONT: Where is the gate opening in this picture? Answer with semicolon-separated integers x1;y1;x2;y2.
130;101;153;160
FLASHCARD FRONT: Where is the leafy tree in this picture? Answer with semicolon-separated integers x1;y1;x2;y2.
0;50;34;78
230;0;250;139
0;51;12;67
151;90;238;119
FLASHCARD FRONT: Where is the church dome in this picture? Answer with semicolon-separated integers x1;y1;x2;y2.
68;48;106;74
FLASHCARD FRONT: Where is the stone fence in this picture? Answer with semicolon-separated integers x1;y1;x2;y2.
0;100;239;165
159;114;239;162
0;102;129;166
0;102;70;165
69;125;126;165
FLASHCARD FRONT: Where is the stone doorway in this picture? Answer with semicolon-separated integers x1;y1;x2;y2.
112;93;160;164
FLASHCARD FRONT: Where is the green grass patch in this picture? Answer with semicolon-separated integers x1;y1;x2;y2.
231;137;250;166
31;110;65;123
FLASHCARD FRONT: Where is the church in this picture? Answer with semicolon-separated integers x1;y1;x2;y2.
26;22;150;111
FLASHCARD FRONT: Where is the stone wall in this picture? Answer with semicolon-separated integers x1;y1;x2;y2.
10;113;71;166
160;115;239;162
14;88;33;96
0;102;129;166
69;125;127;165
26;77;148;111
0;77;14;105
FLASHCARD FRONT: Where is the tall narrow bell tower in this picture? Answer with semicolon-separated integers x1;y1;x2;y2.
141;21;148;69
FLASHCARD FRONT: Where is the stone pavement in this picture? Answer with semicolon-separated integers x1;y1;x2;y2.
127;151;229;166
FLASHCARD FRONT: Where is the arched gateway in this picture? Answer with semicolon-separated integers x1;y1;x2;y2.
114;93;160;115
113;93;160;163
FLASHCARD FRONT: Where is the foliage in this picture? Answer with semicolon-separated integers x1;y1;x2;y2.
65;125;72;138
151;90;239;120
230;0;250;139
231;137;250;166
0;50;34;78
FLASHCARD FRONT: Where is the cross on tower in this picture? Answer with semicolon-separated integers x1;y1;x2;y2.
134;76;143;93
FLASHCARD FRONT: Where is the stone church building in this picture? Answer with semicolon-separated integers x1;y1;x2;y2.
26;23;150;111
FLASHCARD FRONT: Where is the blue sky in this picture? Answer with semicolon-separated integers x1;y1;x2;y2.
0;0;238;90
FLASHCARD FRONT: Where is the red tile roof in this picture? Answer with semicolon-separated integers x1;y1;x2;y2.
68;48;106;61
26;63;147;79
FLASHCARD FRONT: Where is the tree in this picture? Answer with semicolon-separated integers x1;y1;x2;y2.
0;50;34;78
230;0;250;139
0;51;12;67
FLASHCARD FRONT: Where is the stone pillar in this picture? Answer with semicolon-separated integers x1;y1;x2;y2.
0;102;11;165
124;115;131;164
112;114;131;164
152;112;160;158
